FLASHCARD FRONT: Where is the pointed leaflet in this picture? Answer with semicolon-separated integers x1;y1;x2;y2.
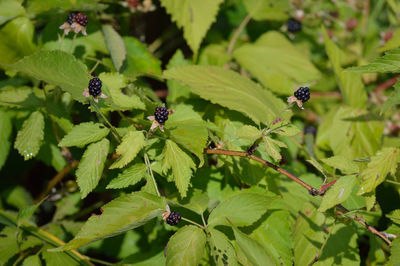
76;138;109;198
207;191;276;227
109;131;145;169
12;50;88;102
233;31;320;95
238;125;262;141
382;81;400;112
59;122;109;148
17;198;45;226
14;111;44;160
318;175;356;212
165;105;208;166
321;155;359;174
163;65;287;125
358;148;400;195
263;136;282;162
160;0;224;54
162;140;195;198
322;28;367;108
207;228;238;266
231;224;275;266
0;110;12;169
389;238;400;265
347;48;400;73
166;225;206;266
63;192;166;250
107;163;147;189
102;25;126;72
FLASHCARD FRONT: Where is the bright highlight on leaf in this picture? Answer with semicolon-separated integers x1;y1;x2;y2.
14;111;44;160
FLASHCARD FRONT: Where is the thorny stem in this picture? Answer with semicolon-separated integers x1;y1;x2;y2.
90;99;122;143
204;148;392;245
181;217;205;229
227;14;252;55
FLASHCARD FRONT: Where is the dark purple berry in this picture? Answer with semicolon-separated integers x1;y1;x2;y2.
287;18;302;33
88;78;102;97
67;12;76;25
154;107;169;124
166;212;181;226
294;87;310;103
304;125;317;137
74;12;88;26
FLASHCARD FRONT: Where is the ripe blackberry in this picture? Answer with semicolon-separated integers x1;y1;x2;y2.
74;12;88;26
294;87;310;103
287;18;302;33
166;212;181;226
154;107;169;124
67;12;76;25
88;78;102;97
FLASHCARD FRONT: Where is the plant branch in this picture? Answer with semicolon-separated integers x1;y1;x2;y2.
227;14;251;55
144;153;160;197
181;217;205;229
204;148;392;245
90;99;121;143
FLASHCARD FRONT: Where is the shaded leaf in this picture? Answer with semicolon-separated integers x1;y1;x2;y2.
387;209;400;224
17;198;45;226
389;238;400;265
207;228;238;266
0;110;12;169
318;175;357;212
166;50;191;103
0;0;25;25
59;122;110;148
0;86;44;109
102;25;126;72
243;0;290;21
107;163;147;189
109;131;145;169
263;136;282;162
347;48;400;73
238;125;262;141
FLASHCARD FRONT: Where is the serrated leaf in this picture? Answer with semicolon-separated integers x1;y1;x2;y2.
109;131;145;169
0;110;12;169
274;123;301;136
321;155;359;174
347;48;400;73
0;86;44;109
14;111;44;160
76;138;110;198
389;238;400;265
233;31;320;95
12;50;89;102
238;125;262;141
263;136;282;162
231;224;275;266
160;0;224;54
62;192;166;250
387;209;400;224
318;175;357;212
102;25;126;72
243;0;290;21
17;198;45;226
166;225;206;266
59;122;110;148
382;82;400;112
165;105;208;166
166;50;191;104
162;140;195;198
107;163;147;189
208;191;276;227
198;43;231;66
99;72;145;110
0;0;25;25
358;148;400;195
164;65;287;125
207;228;238;266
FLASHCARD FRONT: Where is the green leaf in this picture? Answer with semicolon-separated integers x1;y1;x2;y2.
263;136;282;162
382;82;400;112
232;224;275;266
322;27;367;108
12;50;89;103
59;122;110;148
17;198;45;226
318;175;357;212
42;248;80;266
166;225;206;266
0;17;36;66
122;37;162;78
207;228;238;266
166;50;191;103
0;0;25;25
233;31;319;95
379;29;400;53
198;43;232;66
358;148;400;195
0;110;12;169
165;105;208;166
347;48;400;73
22;254;41;266
160;0;224;54
62;192;166;250
389;238;400;266
162;140;195;198
14;111;45;160
107;163;147;189
387;209;400;224
0;86;44;109
208;191;276;227
273;123;301;136
76;138;110;198
163;65;288;125
102;25;126;72
238;125;262;141
0;227;20;264
321;156;359;174
53;193;81;221
243;0;290;21
99;72;145;110
109;131;145;169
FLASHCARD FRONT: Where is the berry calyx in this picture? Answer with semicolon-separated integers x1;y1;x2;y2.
287;18;302;33
294;87;310;103
67;12;76;25
166;212;181;226
154;107;169;124
74;12;88;26
88;78;102;97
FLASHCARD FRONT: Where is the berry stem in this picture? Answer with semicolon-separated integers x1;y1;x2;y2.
69;32;78;53
181;217;205;229
227;14;252;55
90;99;121;143
144;153;160;197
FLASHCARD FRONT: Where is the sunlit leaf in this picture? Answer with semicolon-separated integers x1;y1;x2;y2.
318;175;356;212
102;25;126;72
109;131;145;169
59;122;110;148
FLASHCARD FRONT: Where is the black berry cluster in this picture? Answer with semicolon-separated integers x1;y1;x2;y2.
67;12;76;25
294;87;310;103
74;12;88;26
287;18;302;33
154;107;169;124
166;212;181;226
88;78;102;97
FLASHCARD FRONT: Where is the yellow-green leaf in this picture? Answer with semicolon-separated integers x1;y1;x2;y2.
14;111;44;160
109;131;145;169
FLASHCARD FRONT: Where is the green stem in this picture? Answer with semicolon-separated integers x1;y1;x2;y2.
89;60;101;74
227;14;251;55
181;217;205;229
385;179;400;185
69;33;77;53
144;153;160;197
90;99;121;143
